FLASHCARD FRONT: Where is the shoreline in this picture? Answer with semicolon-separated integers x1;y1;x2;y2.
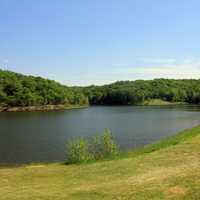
136;99;187;106
1;125;200;199
0;101;195;112
0;104;88;112
1;124;200;168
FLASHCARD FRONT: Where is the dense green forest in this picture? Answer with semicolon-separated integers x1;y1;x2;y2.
1;69;200;108
82;79;200;105
0;70;88;107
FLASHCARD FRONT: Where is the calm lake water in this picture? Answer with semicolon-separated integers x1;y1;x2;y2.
1;105;200;164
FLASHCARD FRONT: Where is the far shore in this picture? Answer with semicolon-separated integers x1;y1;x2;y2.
0;100;193;112
0;104;88;112
137;99;187;106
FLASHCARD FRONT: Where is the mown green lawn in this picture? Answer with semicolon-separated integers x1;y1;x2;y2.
1;126;200;200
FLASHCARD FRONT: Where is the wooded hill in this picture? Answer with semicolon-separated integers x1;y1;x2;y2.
0;70;88;107
1;69;200;107
82;79;200;105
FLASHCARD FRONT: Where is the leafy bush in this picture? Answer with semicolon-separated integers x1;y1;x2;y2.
66;137;92;164
66;129;119;164
90;129;119;160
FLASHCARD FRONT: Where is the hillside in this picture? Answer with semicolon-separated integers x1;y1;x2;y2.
83;79;200;105
1;125;200;200
1;70;200;110
0;70;88;109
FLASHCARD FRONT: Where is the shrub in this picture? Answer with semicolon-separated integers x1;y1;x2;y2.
66;129;119;164
66;137;92;164
90;129;119;160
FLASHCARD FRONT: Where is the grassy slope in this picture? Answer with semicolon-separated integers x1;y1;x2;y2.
138;99;185;106
1;126;200;200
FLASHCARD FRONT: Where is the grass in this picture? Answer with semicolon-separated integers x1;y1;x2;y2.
1;126;200;199
139;99;185;106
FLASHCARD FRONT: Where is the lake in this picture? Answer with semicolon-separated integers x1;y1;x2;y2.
1;105;200;164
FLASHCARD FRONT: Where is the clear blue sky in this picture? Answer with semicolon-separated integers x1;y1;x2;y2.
0;0;200;85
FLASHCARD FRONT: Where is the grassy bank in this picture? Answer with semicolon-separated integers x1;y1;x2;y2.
138;99;186;106
1;126;200;199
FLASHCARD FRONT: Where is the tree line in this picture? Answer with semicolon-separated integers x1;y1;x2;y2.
0;70;88;107
82;79;200;105
1;69;200;107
